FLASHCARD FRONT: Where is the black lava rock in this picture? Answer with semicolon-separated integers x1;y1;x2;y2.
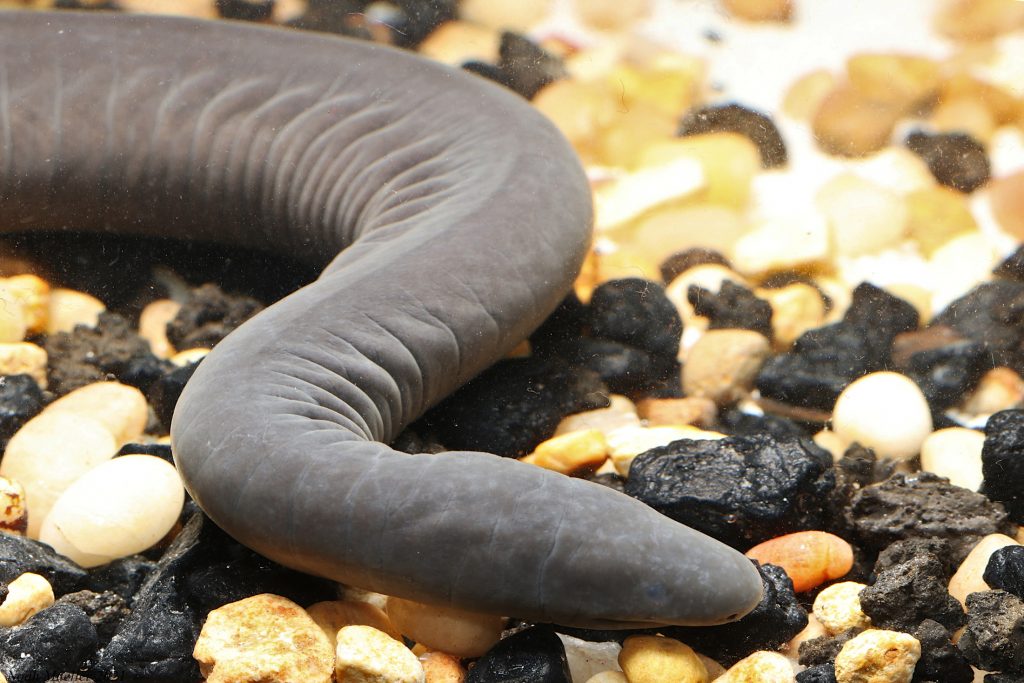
147;360;201;432
677;103;788;167
799;629;859;667
497;32;567;99
665;563;808;667
589;278;683;358
797;663;838;683
45;675;97;682
286;1;372;39
995;245;1024;282
874;538;957;582
0;373;43;452
846;472;1014;560
839;282;921;360
85;556;156;603
934;280;1024;376
982;410;1024;522
388;0;456;48
718;408;811;440
422;356;607;457
115;442;174;466
626;434;834;549
900;339;989;412
462;60;514;88
571;338;679;396
467;626;571;683
215;0;273;21
586;472;626;494
44;312;170;396
913;619;974;683
165;283;263;350
659;248;731;284
906;130;991;193
0;533;87;597
0;604;98;683
985;545;1024;600
959;590;1024;674
688;281;773;339
529;293;589;358
56;590;131;645
859;555;966;631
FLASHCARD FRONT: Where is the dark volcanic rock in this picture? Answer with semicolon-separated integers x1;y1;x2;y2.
497;32;567;100
799;629;859;667
985;545;1024;601
982;410;1024;522
0;374;43;452
529;292;589;357
874;538;957;581
147;360;201;432
906;130;991;193
625;434;835;548
0;533;87;597
467;627;571;683
659;248;731;284
912;619;973;683
718;408;810;440
901;339;989;412
215;0;274;21
958;590;1024;674
589;278;683;358
797;663;838;683
934;280;1024;376
995;245;1024;282
677;103;788;167
859;555;966;631
85;556;155;603
165;283;263;350
571;338;679;396
688;281;773;339
0;604;98;683
55;590;130;645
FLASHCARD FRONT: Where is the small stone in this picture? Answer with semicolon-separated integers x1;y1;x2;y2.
812;582;871;635
796;663;836;683
46;288;105;335
214;0;274;21
846;53;940;112
0;533;86;596
757;283;827;351
522;429;608;475
55;589;130;645
734;211;830;276
193;594;334;683
558;633;621;683
418;21;500;65
570;338;680;396
659;248;732;285
874;538;957;581
984;545;1024;600
721;0;791;21
617;634;706;683
138;299;181;360
919;428;985;491
554;397;640;436
641;134;760;209
386;596;504;659
593;154;705;231
459;0;549;31
816;173;909;257
584;673;627;683
466;626;570;683
0;286;26;344
981;410;1024;522
635;397;716;428
0;573;53;628
899;337;989;413
831;372;933;462
677;103;787;168
833;629;920;683
934;0;1024;40
783;70;836;120
664;264;747;327
905;130;991;193
496;31;567;100
812;84;902;157
571;0;651;30
683;330;771;407
716;651;795;682
905;186;979;256
958;590;1024;674
0;344;46;390
607;425;721;476
632;206;746;270
0;604;98;683
859;555;966;632
84;555;155;603
988;170;1024;240
334;624;423;683
799;628;859;668
588;279;683;359
931;96;996;144
45;381;148;447
745;531;854;593
0;374;42;455
166;283;263;350
2;275;49;336
948;534;1020;607
688;281;774;339
0;476;26;536
420;650;465;682
306;600;401;651
910;619;973;683
148;360;200;431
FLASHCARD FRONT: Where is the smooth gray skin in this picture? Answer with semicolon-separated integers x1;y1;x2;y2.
0;11;763;627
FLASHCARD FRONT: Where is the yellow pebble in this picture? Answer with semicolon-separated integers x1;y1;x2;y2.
522;429;608;475
813;582;872;635
618;634;707;683
717;651;795;682
0;573;54;627
1;275;49;335
0;342;47;389
834;629;920;683
336;624;425;683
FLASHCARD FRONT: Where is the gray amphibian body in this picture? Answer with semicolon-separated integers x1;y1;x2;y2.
0;11;762;628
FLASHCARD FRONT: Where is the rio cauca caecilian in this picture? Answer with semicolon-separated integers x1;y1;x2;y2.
0;10;763;628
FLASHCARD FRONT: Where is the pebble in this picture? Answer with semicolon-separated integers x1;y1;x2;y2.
958;590;1024;674
988;169;1024;239
919;427;985;491
386;596;504;658
815;173;909;257
720;0;792;22
171;347;210;366
138;299;181;359
336;624;425;683
786;613;828;659
554;396;641;436
716;650;795;682
732;212;831;275
983;545;1024;599
905;130;991;193
593;156;705;231
521;429;610;474
688;281;773;339
928;231;999;313
812;582;871;635
420;650;466;682
466;627;570;683
0;573;53;627
682;329;771;406
38;455;185;568
677;104;788;168
45;381;148;447
46;288;105;335
418;21;500;66
948;533;1020;606
584;673;627;683
0;343;47;390
745;531;854;593
635;397;717;428
194;594;334;683
571;0;651;30
859;554;966;632
812;84;902;157
558;633;621;683
632;205;747;268
641;134;762;208
617;634;707;683
833;629;920;683
606;424;722;476
0;603;97;682
757;283;827;350
665;264;747;328
0;476;26;536
306;599;401;650
589;278;683;358
962;367;1024;416
846;53;940;112
460;0;550;31
904;186;978;256
783;69;835;120
831;372;932;462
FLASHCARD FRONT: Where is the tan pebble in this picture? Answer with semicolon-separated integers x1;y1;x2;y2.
988;170;1024;240
721;0;791;22
639;134;761;209
631;205;746;269
732;212;831;275
850;148;935;196
920;428;986;492
46;288;105;334
618;634;707;683
593;157;704;231
523;429;608;475
533;79;615;157
756;283;826;350
0;343;47;389
46;382;147;446
948;534;1020;607
833;629;920;683
812;84;902;157
683;329;771;407
846;53;940;112
589;247;663;291
717;650;795;682
118;0;217;17
307;599;401;651
746;531;854;593
0;411;118;538
697;654;726;679
939;73;1021;126
138;299;181;359
831;372;932;461
0;573;53;627
171;347;210;366
0;285;26;343
816;173;908;257
636;397;717;428
420;650;465;683
555;396;641;436
931;97;996;143
783;70;836;121
585;673;627;683
194;594;334;683
961;367;1024;416
572;0;651;30
813;582;872;635
459;0;550;31
608;425;723;476
336;624;425;683
39;455;184;568
934;0;1024;41
417;21;500;66
0;476;27;535
2;275;49;335
386;596;504;658
596;102;676;168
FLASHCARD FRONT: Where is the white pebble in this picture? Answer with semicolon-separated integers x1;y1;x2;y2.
816;173;909;257
831;372;933;461
732;212;831;275
0;573;54;627
607;425;724;476
39;455;184;567
717;650;795;682
336;624;425;683
929;231;999;314
585;673;628;683
948;533;1020;607
919;427;986;491
46;382;147;447
558;633;622;683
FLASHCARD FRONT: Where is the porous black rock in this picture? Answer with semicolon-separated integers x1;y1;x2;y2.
387;0;457;48
859;555;966;631
688;281;773;339
85;556;155;603
985;545;1024;600
497;32;567;100
571;338;679;396
659;248;731;284
215;0;274;21
994;245;1024;282
912;619;974;683
148;360;201;432
981;410;1024;522
586;472;626;494
588;278;683;358
799;629;859;667
0;532;87;597
874;538;957;582
115;442;174;466
462;61;514;88
846;472;1013;560
958;590;1024;674
666;563;807;667
717;409;811;440
467;626;571;683
677;103;788;167
0;604;98;683
529;292;589;357
165;283;264;350
906;130;991;193
797;663;838;683
286;0;372;38
900;339;990;412
56;590;130;645
0;373;43;452
423;356;607;457
45;674;97;682
625;434;834;548
934;280;1024;376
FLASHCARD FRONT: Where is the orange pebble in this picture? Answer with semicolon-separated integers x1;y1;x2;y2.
745;531;854;593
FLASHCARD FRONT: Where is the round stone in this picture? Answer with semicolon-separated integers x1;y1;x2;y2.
832;372;933;461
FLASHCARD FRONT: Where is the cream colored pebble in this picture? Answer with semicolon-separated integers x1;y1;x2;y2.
0;411;119;538
919;427;985;491
716;651;795;682
38;455;184;568
618;634;707;683
572;0;652;29
386;596;504;658
813;429;850;463
607;425;724;476
585;673;628;683
0;285;27;343
833;629;920;683
46;381;147;447
813;582;872;635
961;367;1024;416
138;298;181;359
555;396;641;436
336;624;425;683
194;593;334;683
307;599;402;651
732;212;831;275
757;283;827;350
929;232;998;314
0;475;28;535
459;0;550;30
594;158;705;231
417;21;500;66
171;347;210;366
816;173;909;257
831;372;932;461
948;533;1020;607
2;275;50;335
0;343;47;389
420;650;465;683
683;329;771;406
46;288;105;334
0;573;54;627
